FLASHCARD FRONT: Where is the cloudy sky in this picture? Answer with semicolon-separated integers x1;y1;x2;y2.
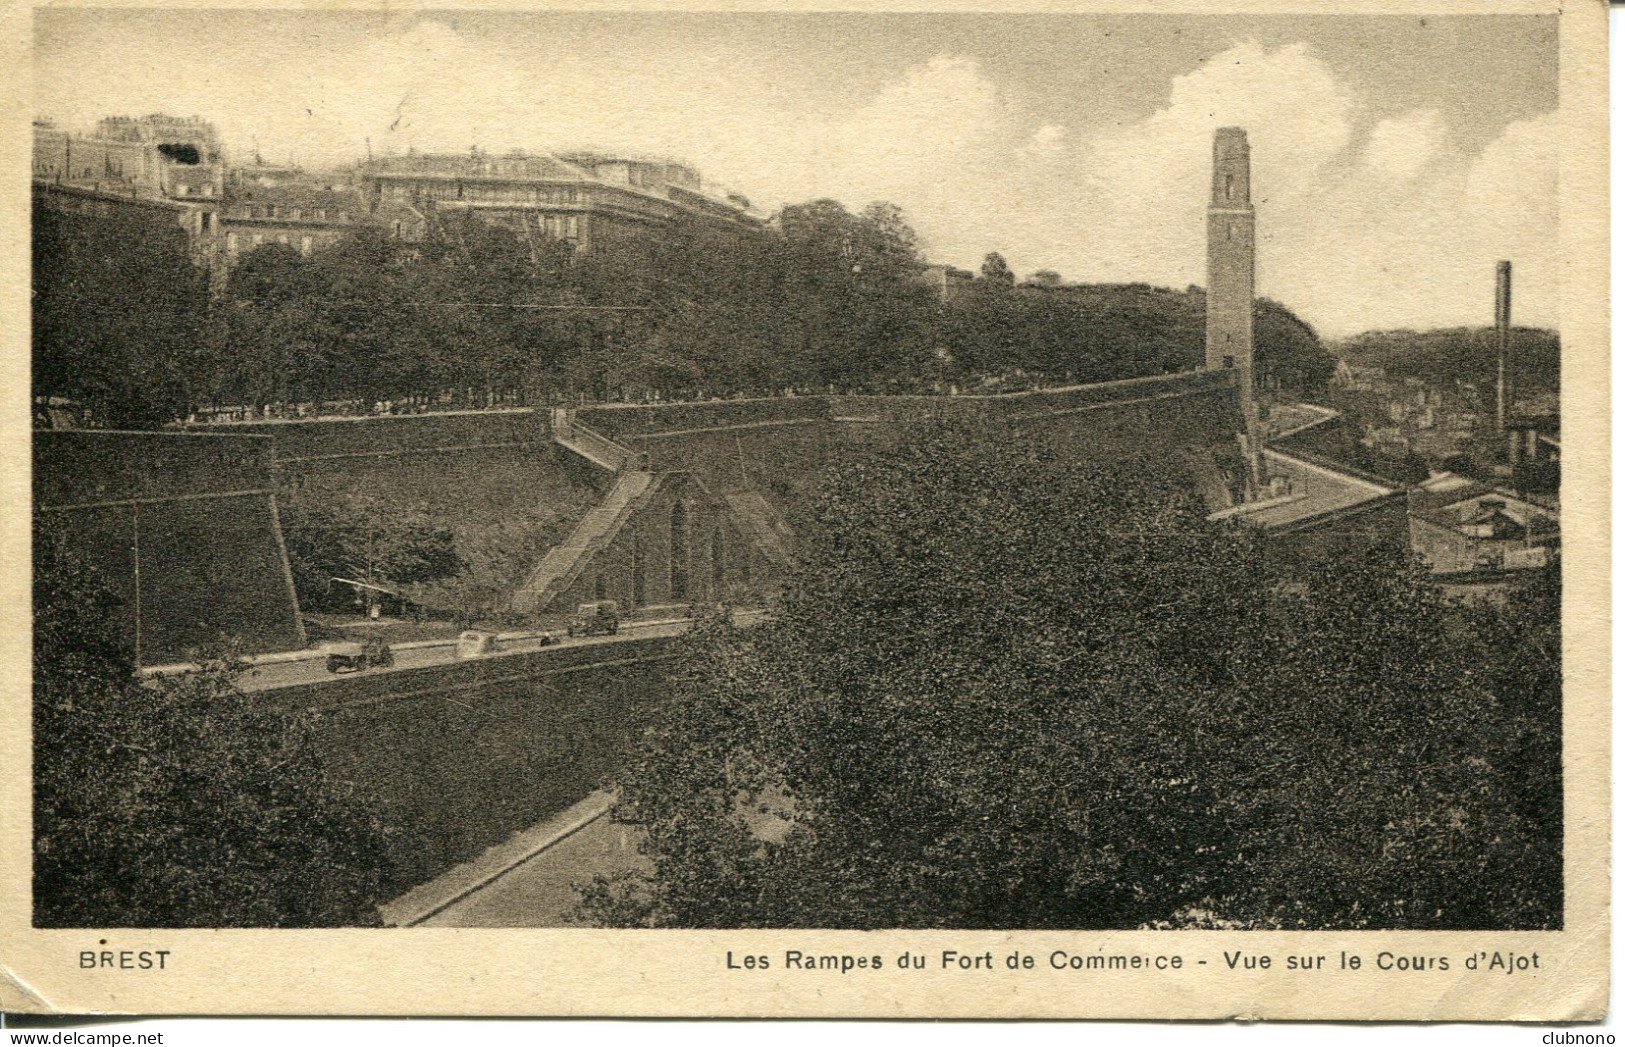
35;11;1558;338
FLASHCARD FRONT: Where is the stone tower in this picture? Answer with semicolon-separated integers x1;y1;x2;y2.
1206;127;1255;420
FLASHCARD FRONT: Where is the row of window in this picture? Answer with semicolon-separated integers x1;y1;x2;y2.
226;230;317;256
383;182;584;206
228;204;351;222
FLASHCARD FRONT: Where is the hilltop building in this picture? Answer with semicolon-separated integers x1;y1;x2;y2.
218;183;426;264
34;115;227;201
358;149;762;255
35;117;763;288
32;115;427;285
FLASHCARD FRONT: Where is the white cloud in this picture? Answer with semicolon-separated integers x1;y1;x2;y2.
1364;110;1447;183
1008;41;1557;337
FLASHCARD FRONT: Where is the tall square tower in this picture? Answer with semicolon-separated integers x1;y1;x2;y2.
1206;127;1255;418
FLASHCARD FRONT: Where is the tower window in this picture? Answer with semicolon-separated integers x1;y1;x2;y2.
1224;355;1236;369
1224;174;1234;201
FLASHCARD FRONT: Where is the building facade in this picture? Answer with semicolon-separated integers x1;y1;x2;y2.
358;149;761;255
34;115;227;201
33;115;425;286
218;182;425;264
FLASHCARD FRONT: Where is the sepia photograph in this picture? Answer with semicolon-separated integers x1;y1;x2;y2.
4;0;1608;1023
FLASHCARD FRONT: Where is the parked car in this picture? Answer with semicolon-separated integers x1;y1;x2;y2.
567;600;620;637
324;638;394;674
457;630;497;659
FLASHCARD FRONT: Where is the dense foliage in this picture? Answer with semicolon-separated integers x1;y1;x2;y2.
33;533;399;926
33;200;212;427
36;200;1335;423
279;499;462;611
1335;326;1560;400
582;425;1560;930
941;278;1334;392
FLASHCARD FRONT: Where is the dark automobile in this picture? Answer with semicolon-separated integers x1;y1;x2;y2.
324;638;395;673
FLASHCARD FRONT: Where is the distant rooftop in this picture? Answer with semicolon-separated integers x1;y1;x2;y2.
361;152;587;181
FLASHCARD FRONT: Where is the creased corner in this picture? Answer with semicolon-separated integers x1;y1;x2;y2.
1;964;60;1015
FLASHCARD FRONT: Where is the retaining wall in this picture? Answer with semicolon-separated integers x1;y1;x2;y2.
35;430;305;664
261;636;678;889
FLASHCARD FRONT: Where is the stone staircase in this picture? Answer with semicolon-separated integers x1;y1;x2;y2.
512;409;654;614
549;407;646;473
511;467;655;614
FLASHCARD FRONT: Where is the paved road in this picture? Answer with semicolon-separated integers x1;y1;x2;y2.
195;609;767;693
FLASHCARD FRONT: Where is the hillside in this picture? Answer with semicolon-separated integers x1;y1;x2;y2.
1333;327;1559;398
945;282;1335;394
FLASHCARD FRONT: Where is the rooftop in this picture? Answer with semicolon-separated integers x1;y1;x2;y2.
361;152;587;182
1414;488;1559;535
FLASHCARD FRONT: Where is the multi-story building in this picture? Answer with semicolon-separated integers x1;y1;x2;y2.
34;115;227;201
358;149;761;254
218;183;425;263
36;120;759;289
34;115;429;285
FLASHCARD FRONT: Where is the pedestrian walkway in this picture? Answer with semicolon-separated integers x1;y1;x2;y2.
511;467;656;613
379;790;647;927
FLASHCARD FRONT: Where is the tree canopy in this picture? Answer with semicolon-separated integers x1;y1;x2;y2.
939;283;1334;392
33;199;211;427
37;198;1337;422
581;424;1560;930
1335;326;1559;399
279;499;462;610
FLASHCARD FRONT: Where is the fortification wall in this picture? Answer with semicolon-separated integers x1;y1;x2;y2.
220;373;1249;896
36;431;305;664
193;412;598;614
579;371;1244;523
204;409;544;464
261;636;678;889
578;396;828;439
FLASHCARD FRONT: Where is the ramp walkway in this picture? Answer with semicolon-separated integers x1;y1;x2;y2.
511;465;655;613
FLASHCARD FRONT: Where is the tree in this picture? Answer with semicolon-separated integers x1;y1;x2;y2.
1255;297;1336;394
33;199;210;426
775;199;936;390
979;251;1015;286
279;500;462;609
33;531;399;927
580;423;1560;930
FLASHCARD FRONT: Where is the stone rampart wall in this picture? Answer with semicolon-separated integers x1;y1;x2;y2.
260;636;678;888
35;430;304;663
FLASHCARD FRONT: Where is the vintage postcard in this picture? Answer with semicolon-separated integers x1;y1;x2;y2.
0;0;1608;1023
